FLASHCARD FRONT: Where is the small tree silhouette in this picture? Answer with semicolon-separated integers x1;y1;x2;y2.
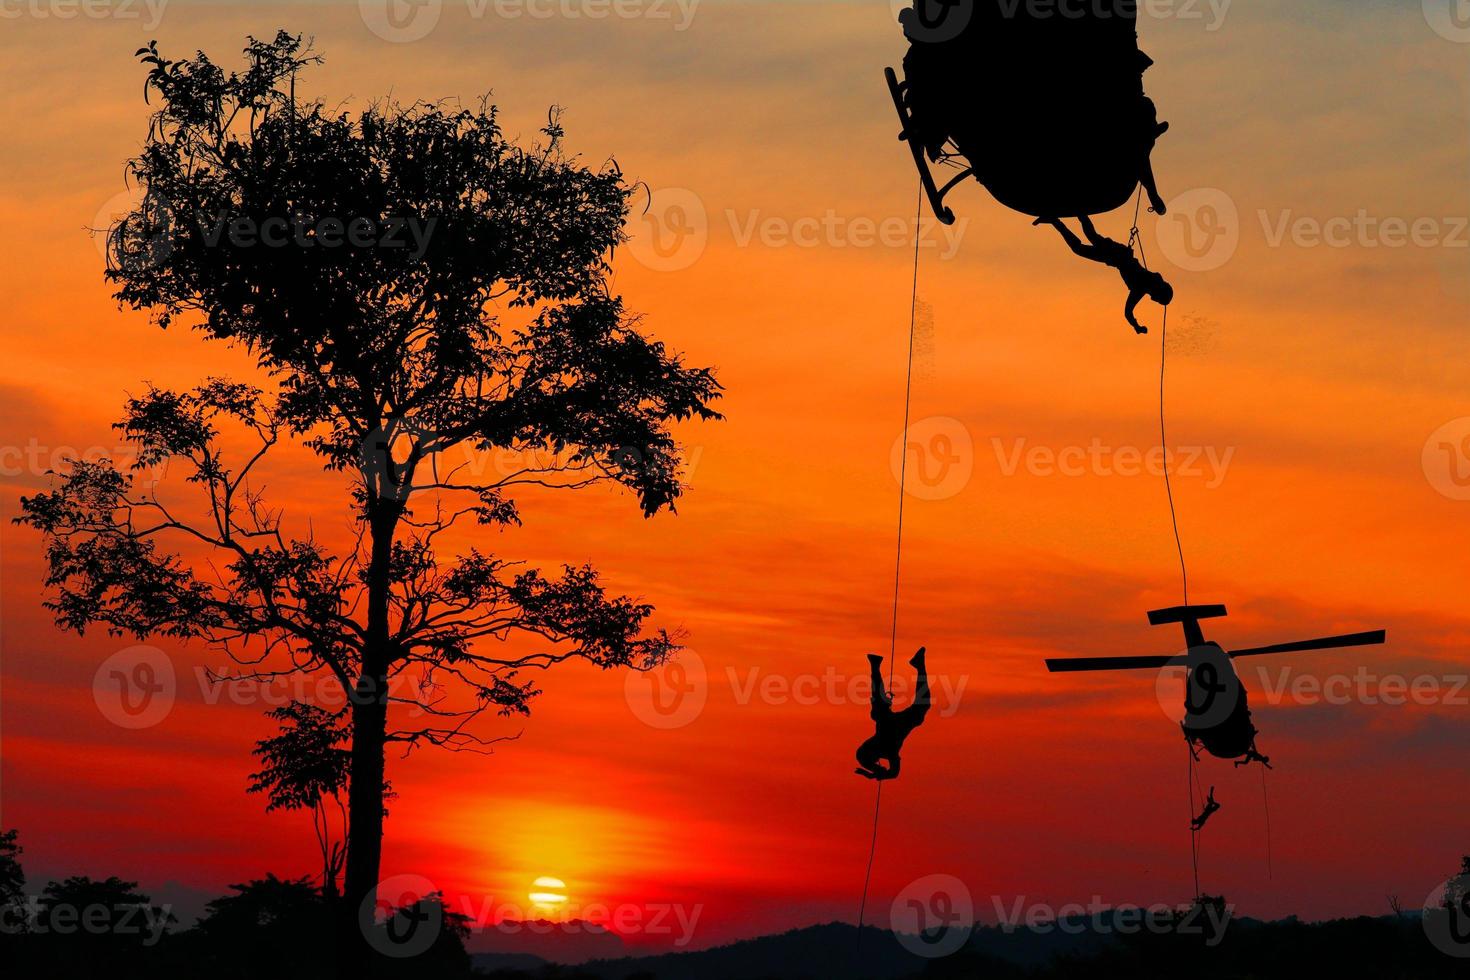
198;873;322;932
0;830;23;909
18;30;720;964
1444;855;1470;910
248;702;363;900
37;876;176;943
0;828;25;949
190;874;335;977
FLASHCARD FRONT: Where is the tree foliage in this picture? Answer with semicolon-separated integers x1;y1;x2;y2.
21;29;721;744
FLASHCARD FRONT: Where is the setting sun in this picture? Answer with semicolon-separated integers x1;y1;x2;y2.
528;876;569;914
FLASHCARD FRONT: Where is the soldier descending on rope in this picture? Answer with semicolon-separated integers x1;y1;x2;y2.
854;647;931;781
1192;786;1222;831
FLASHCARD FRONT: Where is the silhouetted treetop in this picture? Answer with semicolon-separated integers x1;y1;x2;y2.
249;702;352;813
38;876;176;941
111;31;720;515
199;874;322;932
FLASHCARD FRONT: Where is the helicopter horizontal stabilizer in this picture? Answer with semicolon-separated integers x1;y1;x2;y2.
1147;604;1228;626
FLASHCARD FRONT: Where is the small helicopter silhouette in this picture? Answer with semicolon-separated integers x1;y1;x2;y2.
1046;604;1386;767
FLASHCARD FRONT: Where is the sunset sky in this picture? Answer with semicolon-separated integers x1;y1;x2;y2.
3;0;1469;953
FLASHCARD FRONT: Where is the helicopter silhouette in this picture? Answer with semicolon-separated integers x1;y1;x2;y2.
1045;604;1386;767
884;0;1176;334
885;0;1168;225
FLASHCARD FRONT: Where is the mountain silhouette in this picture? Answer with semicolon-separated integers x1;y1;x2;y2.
469;915;1463;980
467;918;627;964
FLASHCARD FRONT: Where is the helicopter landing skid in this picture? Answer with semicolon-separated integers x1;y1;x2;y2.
885;67;962;226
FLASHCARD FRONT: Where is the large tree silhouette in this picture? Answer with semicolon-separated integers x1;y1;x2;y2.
18;31;719;964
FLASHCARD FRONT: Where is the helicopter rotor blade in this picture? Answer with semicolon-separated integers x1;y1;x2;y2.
1045;654;1180;673
1229;629;1386;659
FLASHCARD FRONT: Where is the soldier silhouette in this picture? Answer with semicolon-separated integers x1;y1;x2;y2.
1036;215;1174;334
855;647;931;781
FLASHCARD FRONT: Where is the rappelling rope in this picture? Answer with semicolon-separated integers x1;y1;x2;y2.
1158;306;1187;605
1132;188;1202;903
1187;741;1209;900
1127;190;1188;605
856;180;924;956
1143;198;1273;888
1260;764;1274;880
1187;746;1202;899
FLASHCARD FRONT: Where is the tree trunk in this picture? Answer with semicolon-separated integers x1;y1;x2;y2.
340;694;387;969
338;500;400;972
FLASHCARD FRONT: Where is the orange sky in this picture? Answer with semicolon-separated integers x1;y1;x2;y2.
3;0;1470;952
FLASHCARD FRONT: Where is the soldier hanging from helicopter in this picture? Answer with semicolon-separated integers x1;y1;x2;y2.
1191;786;1222;831
1235;743;1272;769
855;647;932;781
1034;215;1174;335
